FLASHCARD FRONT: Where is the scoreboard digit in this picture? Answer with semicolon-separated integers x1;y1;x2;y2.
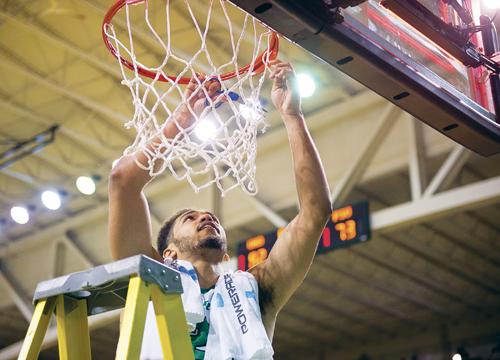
237;201;370;270
318;201;370;254
237;232;278;271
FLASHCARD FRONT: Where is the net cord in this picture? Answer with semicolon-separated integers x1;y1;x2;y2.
103;0;274;195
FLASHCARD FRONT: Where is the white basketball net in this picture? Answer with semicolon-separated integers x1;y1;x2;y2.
103;0;277;195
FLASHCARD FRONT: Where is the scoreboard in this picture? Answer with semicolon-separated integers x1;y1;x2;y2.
237;201;370;271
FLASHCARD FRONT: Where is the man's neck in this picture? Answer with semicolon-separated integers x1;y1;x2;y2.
193;259;220;289
180;255;220;289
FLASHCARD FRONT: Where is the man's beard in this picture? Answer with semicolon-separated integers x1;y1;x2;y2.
198;235;225;251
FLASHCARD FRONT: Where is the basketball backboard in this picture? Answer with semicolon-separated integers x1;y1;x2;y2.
228;0;500;156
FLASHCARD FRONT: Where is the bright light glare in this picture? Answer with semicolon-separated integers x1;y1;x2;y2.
483;0;500;9
76;176;96;195
296;73;316;98
41;190;61;210
112;158;120;169
10;206;29;224
452;354;462;360
239;103;259;120
194;118;217;141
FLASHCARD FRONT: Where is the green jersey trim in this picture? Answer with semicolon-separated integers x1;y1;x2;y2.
190;286;214;360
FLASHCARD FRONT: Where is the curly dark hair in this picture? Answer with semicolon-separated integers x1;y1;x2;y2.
156;208;193;258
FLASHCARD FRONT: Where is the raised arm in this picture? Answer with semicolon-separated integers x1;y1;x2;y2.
108;76;221;260
250;61;332;312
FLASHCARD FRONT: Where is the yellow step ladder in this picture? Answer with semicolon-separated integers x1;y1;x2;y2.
17;255;194;360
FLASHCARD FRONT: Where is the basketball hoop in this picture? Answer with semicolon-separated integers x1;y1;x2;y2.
102;0;279;195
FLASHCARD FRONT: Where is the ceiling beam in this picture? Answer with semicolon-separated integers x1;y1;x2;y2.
0;191;11;203
413;221;500;276
225;175;288;227
317;258;449;317
407;116;427;200
424;222;500;271
63;231;96;268
357;184;500;308
331;105;401;206
465;210;500;236
0;7;175;124
350;246;485;313
0;261;33;322
51;240;65;278
246;194;288;228
0;96;117;158
0;201;108;257
0;169;41;189
306;272;417;325
212;179;223;222
292;291;393;336
423;145;471;198
379;233;500;296
372;175;500;233
0;56;131;135
0;10;121;80
0;127;88;186
33;151;98;178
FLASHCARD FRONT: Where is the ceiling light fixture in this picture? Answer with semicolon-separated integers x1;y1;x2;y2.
76;176;96;195
10;206;29;224
41;190;62;210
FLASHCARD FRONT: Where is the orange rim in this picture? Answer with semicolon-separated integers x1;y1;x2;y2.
102;0;280;84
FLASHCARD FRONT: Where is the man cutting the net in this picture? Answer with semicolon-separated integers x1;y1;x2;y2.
108;60;332;359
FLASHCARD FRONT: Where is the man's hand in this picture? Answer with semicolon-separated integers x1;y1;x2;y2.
176;75;223;129
269;60;302;117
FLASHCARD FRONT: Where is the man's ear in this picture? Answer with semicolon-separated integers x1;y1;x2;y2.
162;247;178;260
223;253;230;262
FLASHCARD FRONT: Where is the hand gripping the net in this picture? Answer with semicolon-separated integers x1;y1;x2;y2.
102;0;279;195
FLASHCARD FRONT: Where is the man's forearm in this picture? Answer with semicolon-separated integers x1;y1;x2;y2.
283;113;332;219
250;112;332;310
131;119;183;177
